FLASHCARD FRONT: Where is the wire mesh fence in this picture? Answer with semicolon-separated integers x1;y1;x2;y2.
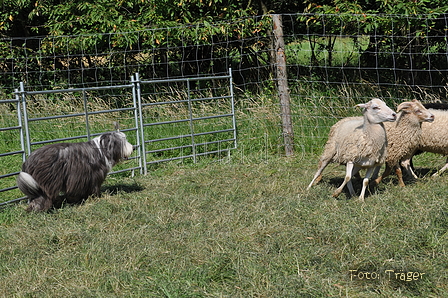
0;15;272;91
1;13;448;192
282;13;448;153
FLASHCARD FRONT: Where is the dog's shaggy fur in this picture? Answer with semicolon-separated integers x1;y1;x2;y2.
17;131;134;212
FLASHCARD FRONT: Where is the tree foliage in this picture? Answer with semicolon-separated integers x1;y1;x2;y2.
2;0;448;89
298;0;448;86
1;0;266;38
0;1;276;88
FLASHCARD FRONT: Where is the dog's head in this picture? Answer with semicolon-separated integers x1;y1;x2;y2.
94;131;134;167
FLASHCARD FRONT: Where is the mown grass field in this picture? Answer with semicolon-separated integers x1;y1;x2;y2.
1;87;447;297
0;152;447;297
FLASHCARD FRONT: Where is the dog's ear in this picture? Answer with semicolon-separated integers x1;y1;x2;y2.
113;121;120;131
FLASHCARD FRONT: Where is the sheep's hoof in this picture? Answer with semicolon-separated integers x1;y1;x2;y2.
332;191;341;198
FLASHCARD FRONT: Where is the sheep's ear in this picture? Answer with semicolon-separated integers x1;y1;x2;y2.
397;102;412;112
356;103;368;110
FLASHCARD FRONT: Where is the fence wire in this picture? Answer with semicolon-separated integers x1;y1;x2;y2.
1;13;448;187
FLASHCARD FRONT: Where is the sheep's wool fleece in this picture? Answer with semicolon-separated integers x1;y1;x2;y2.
382;112;423;165
329;118;387;167
419;109;448;155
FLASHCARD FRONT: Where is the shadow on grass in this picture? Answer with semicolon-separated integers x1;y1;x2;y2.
50;182;144;211
413;167;441;178
0;179;145;212
101;181;145;196
326;176;390;200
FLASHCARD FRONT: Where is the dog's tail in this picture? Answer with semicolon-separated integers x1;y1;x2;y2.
17;172;42;198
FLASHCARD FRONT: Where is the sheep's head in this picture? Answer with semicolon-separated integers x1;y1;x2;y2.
357;98;397;124
397;99;434;123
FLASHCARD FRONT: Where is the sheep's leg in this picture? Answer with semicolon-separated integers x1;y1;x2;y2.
433;157;448;177
368;165;381;188
359;167;375;202
372;165;381;179
395;167;406;187
401;158;418;179
374;164;392;185
307;158;331;189
332;162;354;198
347;166;361;197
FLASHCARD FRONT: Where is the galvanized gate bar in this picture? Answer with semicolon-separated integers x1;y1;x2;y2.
0;151;23;158
229;68;237;150
132;72;148;175
82;89;92;141
0;92;27;204
0;70;236;205
186;79;197;163
138;74;233;84
128;77;142;174
142;95;232;107
138;70;236;167
18;82;32;157
22;84;135;95
0;126;22;132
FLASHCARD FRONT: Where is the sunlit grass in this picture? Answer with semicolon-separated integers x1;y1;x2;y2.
1;85;448;296
0;154;447;297
286;36;370;67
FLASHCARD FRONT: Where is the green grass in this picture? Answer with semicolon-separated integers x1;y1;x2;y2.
286;36;370;67
0;154;447;297
1;87;447;296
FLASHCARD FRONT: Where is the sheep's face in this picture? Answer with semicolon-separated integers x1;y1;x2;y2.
357;98;397;124
397;99;434;123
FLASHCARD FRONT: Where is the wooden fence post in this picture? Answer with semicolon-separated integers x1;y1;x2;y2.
272;14;294;156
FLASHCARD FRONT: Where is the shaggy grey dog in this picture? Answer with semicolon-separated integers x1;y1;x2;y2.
17;131;134;212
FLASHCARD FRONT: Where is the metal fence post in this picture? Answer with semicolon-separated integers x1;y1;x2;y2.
14;88;27;164
228;68;237;150
133;73;147;175
131;74;143;175
82;89;92;140
18;82;32;156
186;79;197;163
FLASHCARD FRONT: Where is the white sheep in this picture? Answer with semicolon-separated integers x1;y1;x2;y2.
401;105;448;178
307;98;397;201
374;99;434;186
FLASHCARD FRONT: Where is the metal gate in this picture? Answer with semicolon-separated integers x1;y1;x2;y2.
0;70;236;206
